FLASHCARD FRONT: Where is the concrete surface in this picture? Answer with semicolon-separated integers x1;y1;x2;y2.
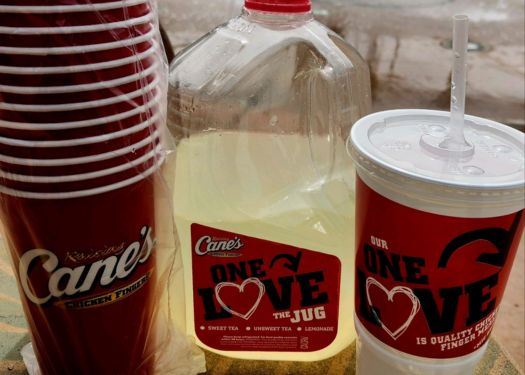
314;0;525;128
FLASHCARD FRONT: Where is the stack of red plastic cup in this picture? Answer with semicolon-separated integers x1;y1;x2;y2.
0;1;166;374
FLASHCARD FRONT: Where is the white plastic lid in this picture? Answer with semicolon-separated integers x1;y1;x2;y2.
350;109;525;190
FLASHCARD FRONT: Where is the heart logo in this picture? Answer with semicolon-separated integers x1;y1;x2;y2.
365;277;421;340
215;277;266;320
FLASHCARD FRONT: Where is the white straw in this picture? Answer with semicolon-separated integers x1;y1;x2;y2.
447;15;470;150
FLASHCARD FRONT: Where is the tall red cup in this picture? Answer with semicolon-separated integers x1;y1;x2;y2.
350;110;525;374
0;170;161;375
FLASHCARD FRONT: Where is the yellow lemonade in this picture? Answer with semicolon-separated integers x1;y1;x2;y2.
171;131;356;361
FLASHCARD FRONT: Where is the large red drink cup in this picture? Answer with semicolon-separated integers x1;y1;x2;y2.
0;164;163;375
0;4;169;370
349;110;525;375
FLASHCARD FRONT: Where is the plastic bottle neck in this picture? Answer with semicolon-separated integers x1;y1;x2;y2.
242;7;313;27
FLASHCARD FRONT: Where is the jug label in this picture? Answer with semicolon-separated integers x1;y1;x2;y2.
191;223;341;352
355;176;524;358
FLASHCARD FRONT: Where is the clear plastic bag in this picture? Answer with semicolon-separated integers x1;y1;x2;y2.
0;1;203;374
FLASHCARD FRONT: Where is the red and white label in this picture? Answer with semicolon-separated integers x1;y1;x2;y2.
191;224;341;352
355;176;524;358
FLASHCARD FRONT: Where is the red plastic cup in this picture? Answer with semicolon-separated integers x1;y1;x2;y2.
0;165;161;375
0;42;157;76
0;71;158;106
0;104;160;142
0;37;155;67
0;116;160;159
0;84;159;122
0;148;163;192
0;45;156;87
0;93;160;139
0;131;162;176
0;3;151;28
0;22;153;49
0;142;163;186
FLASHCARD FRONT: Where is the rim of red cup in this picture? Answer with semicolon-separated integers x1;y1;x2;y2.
0;12;153;35
0;62;158;94
0;43;158;75
0;143;163;183
0;28;155;55
0;111;160;148
0;152;165;200
0;90;160;130
0;0;148;13
0;130;160;166
0;149;159;193
1;111;160;148
0;75;160;112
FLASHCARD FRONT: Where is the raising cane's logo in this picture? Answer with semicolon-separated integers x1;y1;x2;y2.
194;235;244;257
19;226;155;306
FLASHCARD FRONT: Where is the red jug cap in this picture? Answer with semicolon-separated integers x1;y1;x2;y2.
244;0;311;13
